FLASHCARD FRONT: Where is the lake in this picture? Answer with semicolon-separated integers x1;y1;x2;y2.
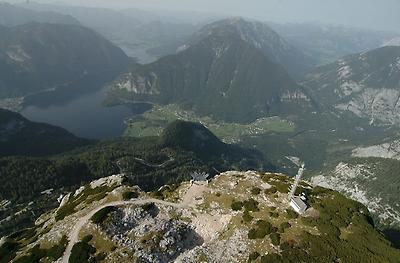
21;73;151;139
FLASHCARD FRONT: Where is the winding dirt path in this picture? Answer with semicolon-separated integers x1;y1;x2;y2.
60;198;185;263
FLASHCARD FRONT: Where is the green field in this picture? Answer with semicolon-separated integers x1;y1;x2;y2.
124;104;295;143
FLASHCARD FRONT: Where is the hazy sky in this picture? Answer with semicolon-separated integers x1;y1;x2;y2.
13;0;400;32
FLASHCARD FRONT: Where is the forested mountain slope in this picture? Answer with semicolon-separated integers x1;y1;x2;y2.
0;22;129;99
107;23;314;123
0;108;92;157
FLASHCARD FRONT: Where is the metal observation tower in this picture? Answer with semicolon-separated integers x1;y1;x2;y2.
288;163;305;201
288;163;307;214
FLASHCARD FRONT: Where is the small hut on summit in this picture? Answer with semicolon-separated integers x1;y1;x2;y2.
190;172;210;185
290;196;308;214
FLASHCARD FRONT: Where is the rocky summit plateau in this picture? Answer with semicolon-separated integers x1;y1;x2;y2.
2;171;399;263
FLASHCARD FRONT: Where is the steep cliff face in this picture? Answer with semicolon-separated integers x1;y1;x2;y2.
303;46;400;126
352;137;400;160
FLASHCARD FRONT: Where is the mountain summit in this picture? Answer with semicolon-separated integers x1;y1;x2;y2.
3;171;400;262
187;17;314;78
107;18;314;123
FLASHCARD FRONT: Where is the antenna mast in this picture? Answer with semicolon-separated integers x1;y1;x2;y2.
288;163;305;201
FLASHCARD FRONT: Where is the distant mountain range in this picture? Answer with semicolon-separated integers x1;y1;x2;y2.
107;18;315;123
0;22;129;99
17;2;400;69
303;46;400;126
0;2;79;26
270;22;400;65
18;2;142;32
0;108;92;156
18;2;200;62
11;2;400;68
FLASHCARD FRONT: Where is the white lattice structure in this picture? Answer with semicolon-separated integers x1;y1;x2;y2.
288;164;305;200
288;163;308;214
